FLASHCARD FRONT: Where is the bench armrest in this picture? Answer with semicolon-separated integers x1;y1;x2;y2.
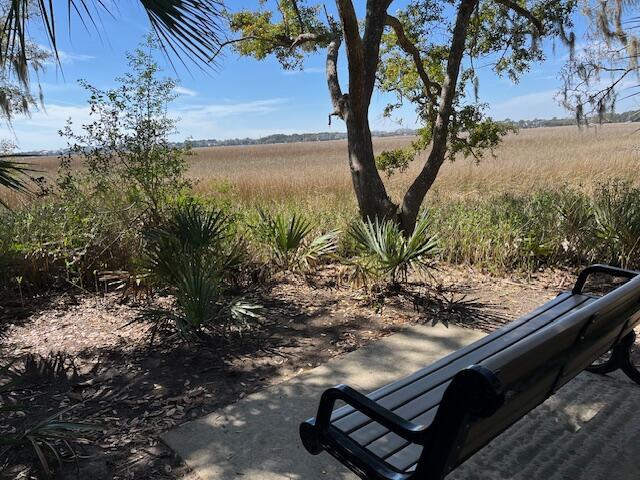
573;264;639;294
315;384;427;444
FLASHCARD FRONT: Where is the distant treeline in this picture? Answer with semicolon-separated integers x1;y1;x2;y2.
499;109;640;129
180;128;416;149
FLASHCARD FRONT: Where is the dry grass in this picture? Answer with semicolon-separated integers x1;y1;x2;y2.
7;123;640;210
189;123;640;205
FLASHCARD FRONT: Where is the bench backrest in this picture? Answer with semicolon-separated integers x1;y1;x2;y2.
417;274;640;479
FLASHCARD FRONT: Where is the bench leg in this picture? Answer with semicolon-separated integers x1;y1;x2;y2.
587;332;640;385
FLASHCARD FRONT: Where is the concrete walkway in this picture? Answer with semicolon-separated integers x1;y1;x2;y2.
162;324;640;480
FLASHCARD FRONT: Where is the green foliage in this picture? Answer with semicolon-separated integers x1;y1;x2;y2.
227;2;331;70
252;209;339;272
58;36;190;223
376;0;571;159
591;181;640;269
0;38;194;291
432;180;640;272
349;213;438;285
144;200;258;340
0;196;138;290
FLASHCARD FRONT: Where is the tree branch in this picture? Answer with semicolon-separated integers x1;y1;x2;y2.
336;0;366;115
290;0;305;31
326;35;347;123
385;15;441;105
362;0;394;103
400;0;479;231
209;37;258;60
290;32;329;49
493;0;544;35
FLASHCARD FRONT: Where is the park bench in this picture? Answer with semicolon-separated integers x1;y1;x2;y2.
300;264;640;480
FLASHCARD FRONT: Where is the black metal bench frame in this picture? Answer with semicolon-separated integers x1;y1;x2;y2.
300;264;640;480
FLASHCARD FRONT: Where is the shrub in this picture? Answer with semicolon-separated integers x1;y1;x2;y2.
0;39;191;293
431;180;640;272
58;37;190;225
143;200;259;340
591;180;640;269
0;197;138;291
252;209;339;272
348;213;438;285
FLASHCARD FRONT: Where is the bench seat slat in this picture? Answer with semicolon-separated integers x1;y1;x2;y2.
330;292;575;424
361;298;602;464
332;294;593;444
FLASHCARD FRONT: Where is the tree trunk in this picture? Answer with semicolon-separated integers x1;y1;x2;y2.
334;0;397;222
399;0;479;234
345;111;397;221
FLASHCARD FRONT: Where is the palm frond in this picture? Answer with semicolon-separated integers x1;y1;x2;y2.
349;213;438;284
0;158;36;207
254;210;337;271
1;0;225;88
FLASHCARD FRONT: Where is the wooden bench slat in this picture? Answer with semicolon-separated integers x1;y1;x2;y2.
384;442;423;472
332;294;593;439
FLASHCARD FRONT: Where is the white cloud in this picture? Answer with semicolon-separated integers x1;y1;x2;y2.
3;104;131;151
174;86;198;97
58;51;95;64
1;98;291;151
176;98;289;117
488;90;568;120
40;46;95;65
0;104;91;151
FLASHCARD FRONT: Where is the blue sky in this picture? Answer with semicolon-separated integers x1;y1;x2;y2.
1;1;634;151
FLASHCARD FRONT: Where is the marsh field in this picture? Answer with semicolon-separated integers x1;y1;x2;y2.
185;123;639;204
17;122;640;272
23;123;640;207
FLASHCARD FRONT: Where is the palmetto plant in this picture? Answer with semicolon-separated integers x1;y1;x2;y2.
253;209;339;272
591;181;640;269
349;213;438;285
0;363;95;478
144;201;259;340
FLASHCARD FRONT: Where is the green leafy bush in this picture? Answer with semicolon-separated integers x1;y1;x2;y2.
0;197;138;290
58;37;190;225
0;39;191;292
348;213;438;285
432;180;640;272
591;180;640;268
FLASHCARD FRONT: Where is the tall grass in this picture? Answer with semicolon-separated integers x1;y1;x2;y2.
432;181;640;272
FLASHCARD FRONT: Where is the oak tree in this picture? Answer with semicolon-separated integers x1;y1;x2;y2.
223;0;576;233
